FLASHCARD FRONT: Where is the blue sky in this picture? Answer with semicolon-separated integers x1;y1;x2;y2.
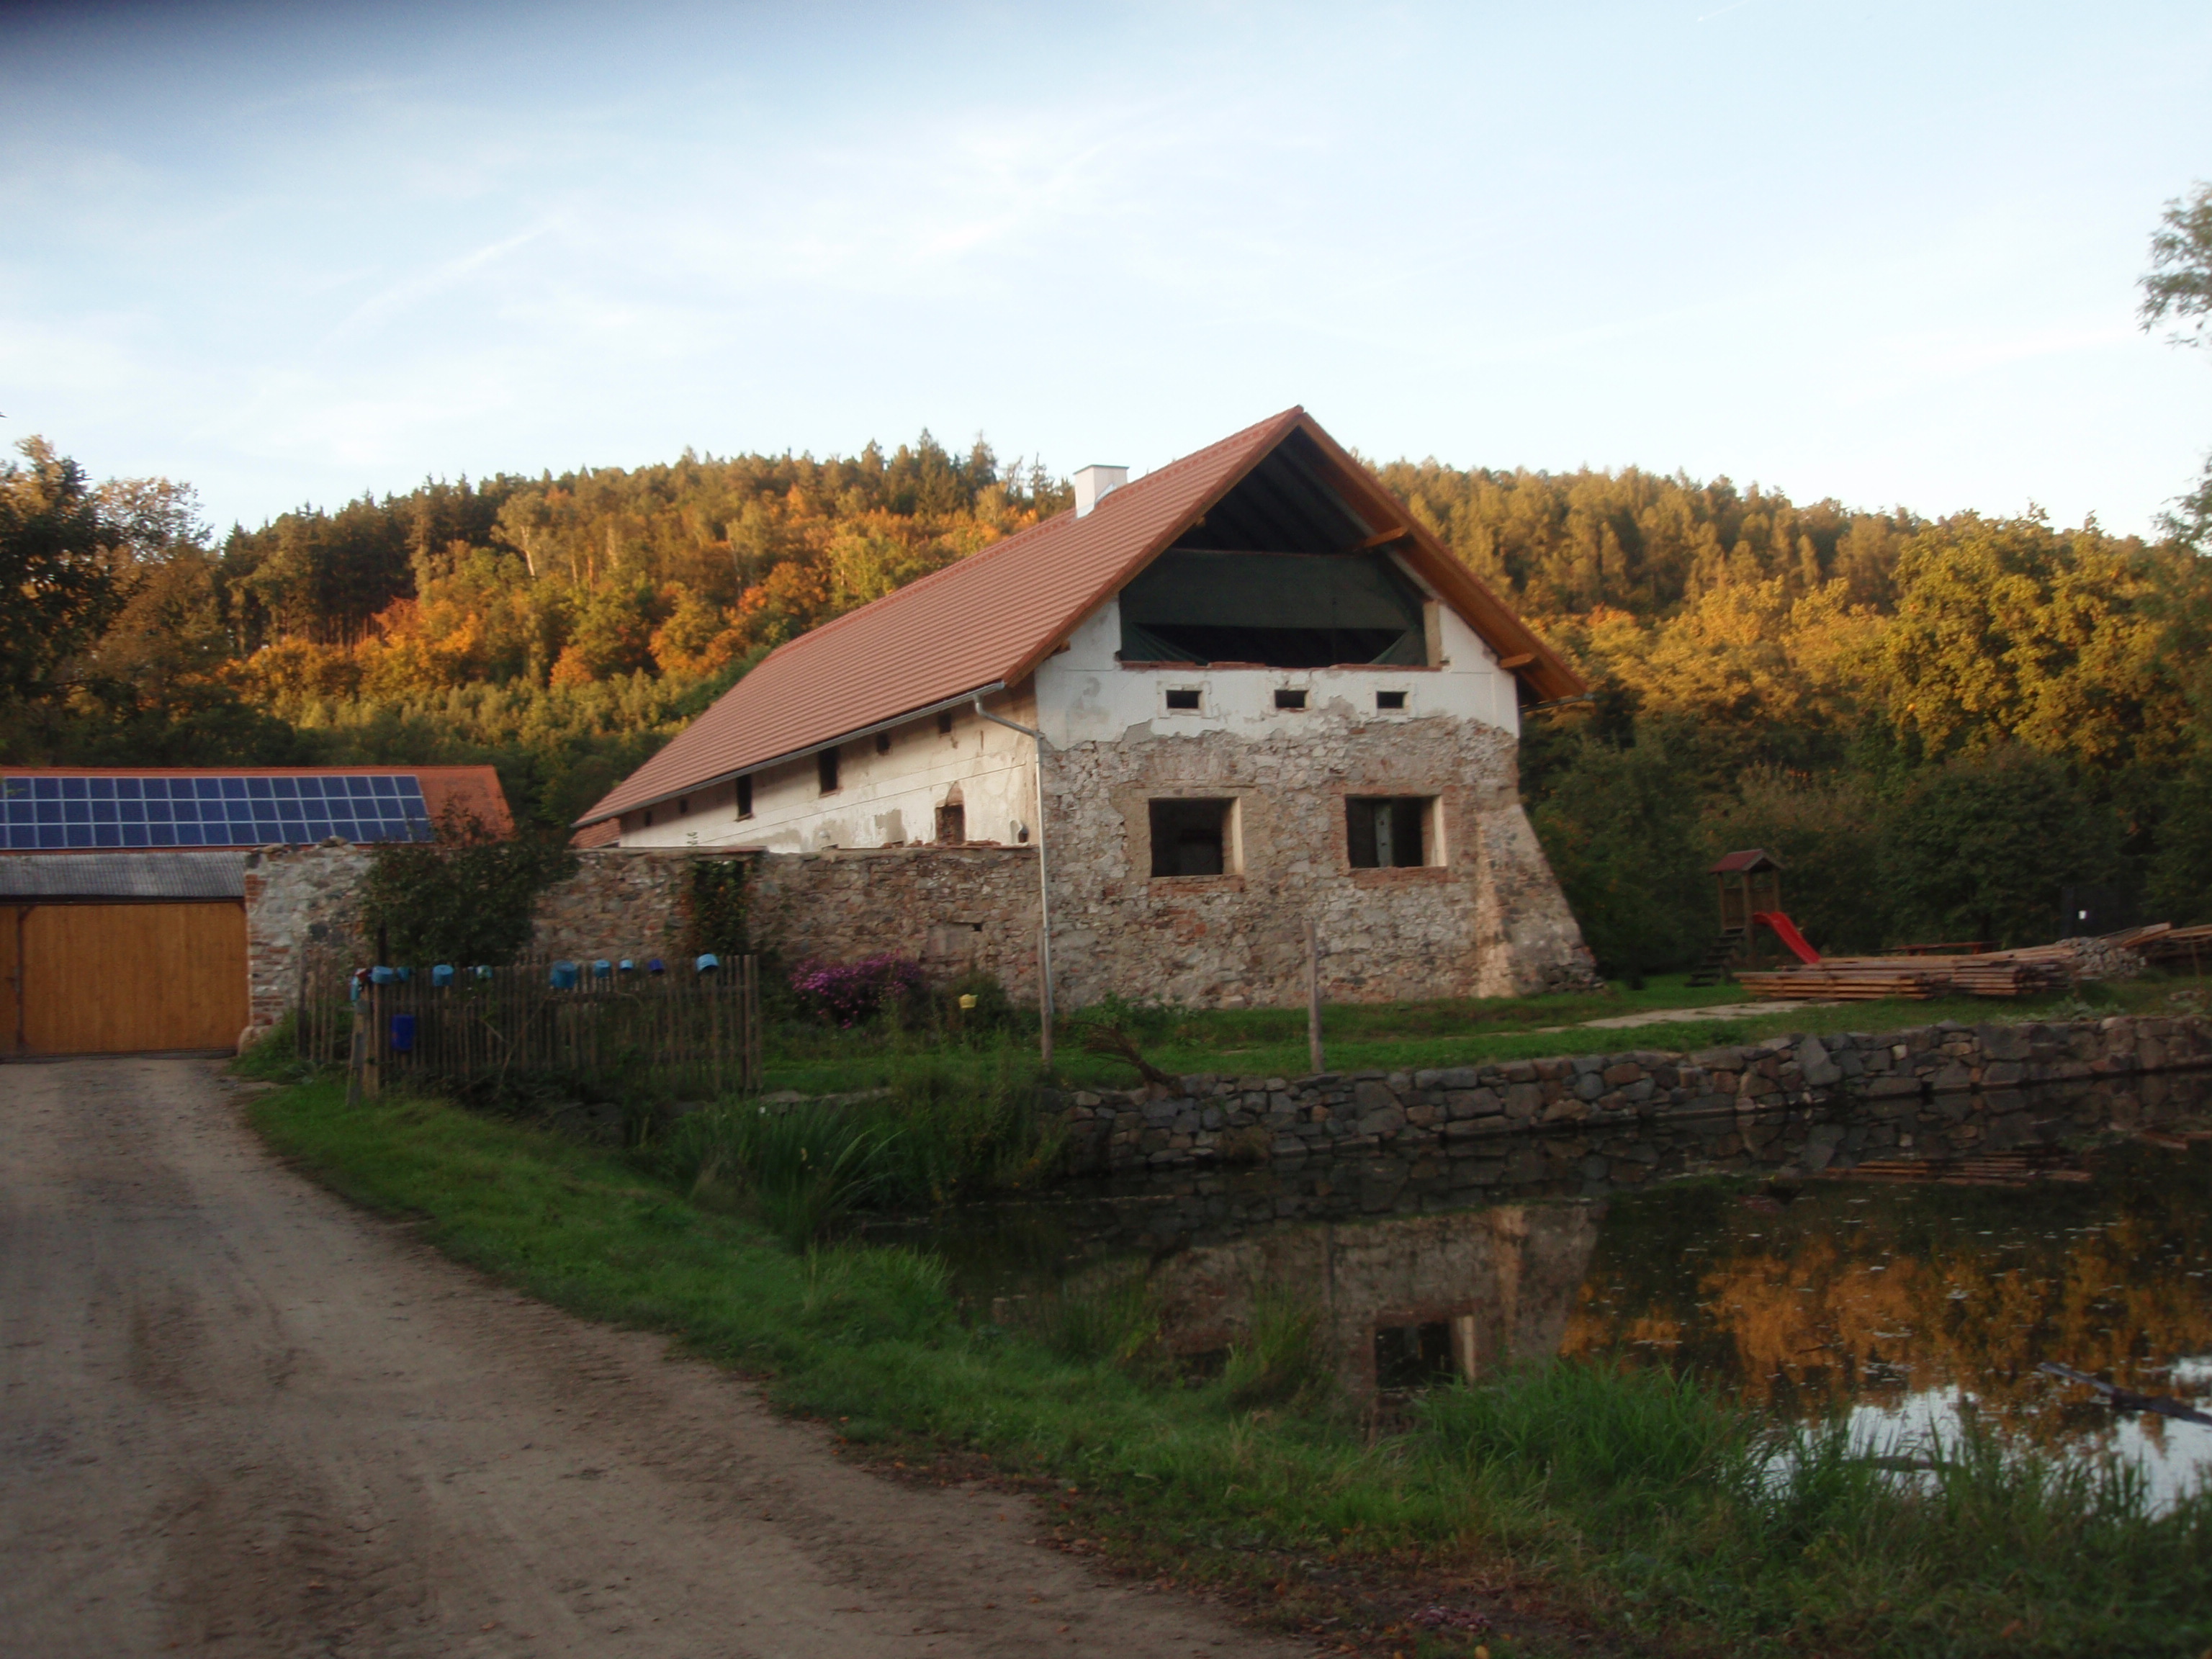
3;0;2208;536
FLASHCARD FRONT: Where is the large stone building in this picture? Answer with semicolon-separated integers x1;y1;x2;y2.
580;409;1597;1005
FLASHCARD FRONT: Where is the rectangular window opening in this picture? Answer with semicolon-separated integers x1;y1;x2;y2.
1376;690;1408;711
876;731;891;754
1346;796;1435;868
938;709;955;736
817;748;840;794
1374;1321;1459;1393
1149;798;1233;878
1273;687;1308;710
736;775;753;819
1164;687;1202;713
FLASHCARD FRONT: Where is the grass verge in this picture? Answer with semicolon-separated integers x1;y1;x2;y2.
760;971;2211;1098
247;1076;2212;1658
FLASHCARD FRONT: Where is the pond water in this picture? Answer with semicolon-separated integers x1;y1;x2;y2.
868;1074;2212;1504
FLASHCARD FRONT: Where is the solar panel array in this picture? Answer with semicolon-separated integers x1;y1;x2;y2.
1;775;435;851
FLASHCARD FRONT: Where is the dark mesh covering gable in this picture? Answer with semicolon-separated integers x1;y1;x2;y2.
1118;550;1427;667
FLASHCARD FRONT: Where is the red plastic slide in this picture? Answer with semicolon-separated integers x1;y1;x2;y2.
1750;910;1822;966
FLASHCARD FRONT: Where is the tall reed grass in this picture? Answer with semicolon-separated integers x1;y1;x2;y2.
651;1051;1061;1246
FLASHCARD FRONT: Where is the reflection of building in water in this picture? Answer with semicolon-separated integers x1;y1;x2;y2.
1090;1200;1603;1395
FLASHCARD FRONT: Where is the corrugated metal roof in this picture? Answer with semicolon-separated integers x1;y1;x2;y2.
0;851;248;900
578;408;1584;826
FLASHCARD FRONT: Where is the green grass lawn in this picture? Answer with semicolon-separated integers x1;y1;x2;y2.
760;971;2212;1097
245;1075;2212;1659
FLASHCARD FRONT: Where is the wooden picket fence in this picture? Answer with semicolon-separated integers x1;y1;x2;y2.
296;949;760;1098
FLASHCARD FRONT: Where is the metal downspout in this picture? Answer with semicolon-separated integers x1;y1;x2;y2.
971;695;1054;1068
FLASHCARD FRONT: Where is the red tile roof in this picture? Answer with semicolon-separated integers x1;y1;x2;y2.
1710;849;1781;874
579;409;1583;826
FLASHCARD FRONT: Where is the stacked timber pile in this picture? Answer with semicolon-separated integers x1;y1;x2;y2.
2142;923;2212;973
1737;963;1944;1002
1739;925;2167;1003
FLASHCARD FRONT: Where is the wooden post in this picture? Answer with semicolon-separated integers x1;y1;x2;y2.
343;976;364;1107
1038;924;1055;1072
1306;917;1325;1076
363;980;384;1098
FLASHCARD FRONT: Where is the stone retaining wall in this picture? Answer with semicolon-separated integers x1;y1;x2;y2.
1046;1015;2212;1181
238;841;1046;1043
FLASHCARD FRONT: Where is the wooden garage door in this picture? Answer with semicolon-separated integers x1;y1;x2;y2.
1;902;248;1056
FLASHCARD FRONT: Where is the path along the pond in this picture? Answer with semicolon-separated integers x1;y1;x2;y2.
0;1058;1300;1659
1532;1000;1839;1033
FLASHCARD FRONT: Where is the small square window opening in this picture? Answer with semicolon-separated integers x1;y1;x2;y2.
1273;688;1308;710
876;732;891;754
735;775;753;819
1149;799;1233;877
938;709;955;736
1346;796;1434;868
817;748;840;794
1376;690;1408;711
1165;687;1202;712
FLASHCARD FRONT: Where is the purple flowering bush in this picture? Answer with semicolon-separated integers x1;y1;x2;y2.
788;953;927;1027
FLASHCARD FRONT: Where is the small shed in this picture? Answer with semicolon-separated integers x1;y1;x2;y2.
0;765;511;1056
1709;848;1783;938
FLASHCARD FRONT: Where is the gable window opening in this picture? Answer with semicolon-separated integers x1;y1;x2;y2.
1274;687;1308;711
876;731;891;754
938;709;955;736
817;747;840;795
735;775;753;819
1347;796;1434;869
1376;690;1408;711
1165;687;1202;713
677;796;688;815
642;808;653;827
1150;798;1235;878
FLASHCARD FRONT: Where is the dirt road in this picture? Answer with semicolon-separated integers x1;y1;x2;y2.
0;1059;1303;1658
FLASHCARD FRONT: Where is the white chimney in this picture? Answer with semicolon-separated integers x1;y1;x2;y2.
1073;464;1128;517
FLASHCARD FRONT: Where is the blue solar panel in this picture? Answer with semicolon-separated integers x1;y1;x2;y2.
0;775;434;850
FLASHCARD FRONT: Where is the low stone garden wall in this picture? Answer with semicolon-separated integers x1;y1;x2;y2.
1046;1014;2212;1182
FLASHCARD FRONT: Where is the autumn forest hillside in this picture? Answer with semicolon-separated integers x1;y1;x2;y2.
8;428;2212;981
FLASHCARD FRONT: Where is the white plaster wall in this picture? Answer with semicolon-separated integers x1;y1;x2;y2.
1034;592;1521;749
617;572;1524;853
616;698;1041;854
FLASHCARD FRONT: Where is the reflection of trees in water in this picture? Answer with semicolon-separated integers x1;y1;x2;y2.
1559;1146;2212;1451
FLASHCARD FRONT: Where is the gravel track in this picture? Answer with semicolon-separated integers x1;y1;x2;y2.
0;1058;1300;1659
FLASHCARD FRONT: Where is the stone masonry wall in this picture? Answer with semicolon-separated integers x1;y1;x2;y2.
240;842;1047;1043
746;846;1045;997
1047;1015;2212;1182
531;850;692;966
240;842;373;1043
1040;712;1594;1010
